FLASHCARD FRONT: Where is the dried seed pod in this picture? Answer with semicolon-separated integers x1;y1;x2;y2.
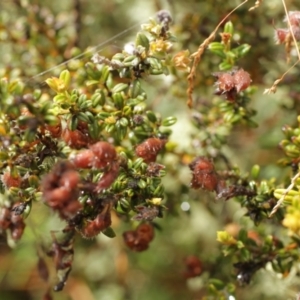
274;28;289;44
41;161;81;219
189;157;219;191
44;118;62;138
135;137;166;163
71;149;95;169
123;223;154;252
232;69;251;93
61;128;90;149
184;255;202;278
79;204;112;238
95;161;120;192
214;72;235;93
90;141;117;168
136;223;155;242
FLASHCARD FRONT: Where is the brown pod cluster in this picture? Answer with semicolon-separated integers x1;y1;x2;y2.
41;161;81;219
189;157;219;191
72;141;117;169
79;203;112;238
71;141;119;192
135;137;166;163
214;69;251;101
189;156;227;196
275;11;300;44
123;223;154;252
184;255;202;278
0;204;26;241
61;121;92;149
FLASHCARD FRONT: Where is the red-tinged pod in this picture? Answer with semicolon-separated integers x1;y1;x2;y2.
41;161;81;219
135;137;166;163
79;204;112;238
215;73;235;93
45;121;62;138
90;141;117;168
189;157;219;191
274;28;289;44
72;149;95;168
95;161;120;193
59;170;80;191
136;223;154;242
1;171;22;188
61;128;90;149
184;256;202;278
58;200;82;220
123;223;154;252
233;69;251;93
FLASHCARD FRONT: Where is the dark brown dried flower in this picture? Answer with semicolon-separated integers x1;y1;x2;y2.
132;205;159;221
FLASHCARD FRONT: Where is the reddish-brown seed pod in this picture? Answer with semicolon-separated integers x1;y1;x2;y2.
184;256;202;278
41;161;81;219
61;128;90;149
135;138;166;163
136;223;154;242
59;170;80;191
95;161;120;193
215;73;235;92
79;204;112;238
233;69;251;93
123;223;154;252
71;149;95;169
189;157;219;191
44;118;62;138
89;141;117;168
1;171;22;188
274;28;289;44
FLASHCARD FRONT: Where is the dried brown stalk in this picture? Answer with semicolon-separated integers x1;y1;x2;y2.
186;0;249;108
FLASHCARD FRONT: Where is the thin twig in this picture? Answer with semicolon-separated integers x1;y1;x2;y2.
269;171;300;217
249;0;263;11
186;0;249;108
265;0;300;94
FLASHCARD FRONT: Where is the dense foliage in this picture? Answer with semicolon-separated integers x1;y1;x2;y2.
1;1;300;300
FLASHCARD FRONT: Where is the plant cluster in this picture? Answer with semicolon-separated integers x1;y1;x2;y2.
2;1;300;300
